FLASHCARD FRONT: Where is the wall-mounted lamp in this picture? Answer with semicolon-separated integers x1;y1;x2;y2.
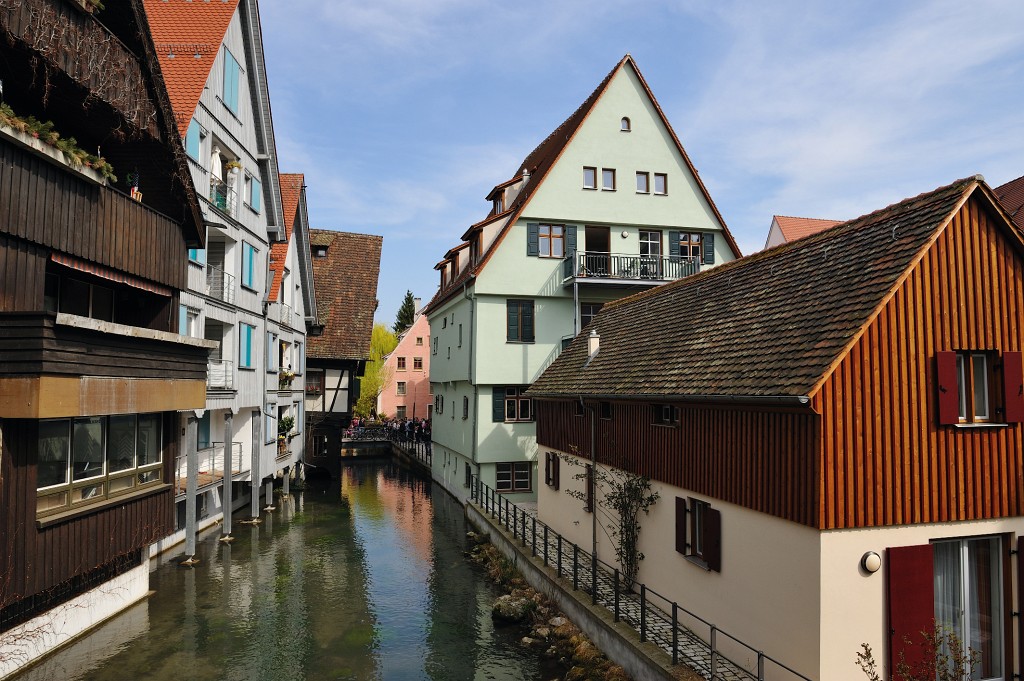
620;230;628;239
861;551;881;574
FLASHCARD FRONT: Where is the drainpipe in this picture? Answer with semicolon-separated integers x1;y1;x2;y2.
579;394;597;570
463;276;479;482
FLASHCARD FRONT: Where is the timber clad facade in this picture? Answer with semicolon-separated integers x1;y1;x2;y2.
0;0;210;674
531;177;1024;680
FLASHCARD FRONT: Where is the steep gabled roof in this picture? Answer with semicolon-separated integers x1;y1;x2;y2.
424;54;740;315
143;0;240;136
307;229;383;361
530;177;993;400
772;216;842;244
995;175;1024;231
268;173;302;303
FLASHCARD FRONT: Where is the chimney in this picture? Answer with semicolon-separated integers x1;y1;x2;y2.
587;329;599;357
414;297;422;315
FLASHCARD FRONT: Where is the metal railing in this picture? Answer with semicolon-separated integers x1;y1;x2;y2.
469;476;812;681
562;250;700;282
207;359;233;390
205;264;236;304
174;441;243;497
209;178;236;216
343;425;432;468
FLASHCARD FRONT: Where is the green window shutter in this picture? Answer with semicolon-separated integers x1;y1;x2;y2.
185;120;201;160
223;50;240;113
565;225;577;253
492;387;505;422
178;305;187;334
702;233;715;265
522;301;534;342
251;177;262;213
668;231;680;259
526;223;539;256
507;301;519;341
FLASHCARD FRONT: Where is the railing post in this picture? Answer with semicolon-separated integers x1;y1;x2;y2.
543;525;548;566
531;517;536;557
672;602;678;665
557;535;562;577
758;652;765;681
591;553;597;605
573;544;579;591
639;585;647;642
613;570;620;622
710;626;718;679
511;506;517;539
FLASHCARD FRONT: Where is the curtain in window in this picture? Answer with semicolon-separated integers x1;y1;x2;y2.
967;537;1001;679
933;540;963;658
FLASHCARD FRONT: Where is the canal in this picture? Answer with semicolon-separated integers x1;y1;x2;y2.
16;462;559;681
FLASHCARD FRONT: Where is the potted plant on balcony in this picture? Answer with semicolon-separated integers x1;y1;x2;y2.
279;368;295;389
277;415;295;455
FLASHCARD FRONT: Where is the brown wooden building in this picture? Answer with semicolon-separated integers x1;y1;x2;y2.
529;176;1024;680
0;1;211;672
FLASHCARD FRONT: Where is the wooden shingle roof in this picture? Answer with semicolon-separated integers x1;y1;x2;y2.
307;229;383;361
529;177;982;400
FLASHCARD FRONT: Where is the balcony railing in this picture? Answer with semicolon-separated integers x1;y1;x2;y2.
207;359;233;390
562;251;700;283
174;441;244;497
209;178;237;216
205;264;236;304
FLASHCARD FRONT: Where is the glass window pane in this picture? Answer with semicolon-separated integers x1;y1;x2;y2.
505;400;516;420
957;355;967;419
107;415;136;473
138;470;160;485
73;482;104;503
72;417;104;481
519;399;531;420
137;414;161;466
583;167;596;188
60;278;90;316
91;285;113;322
38;420;70;488
967;537;1002;678
602;169;615;189
972;355;988;419
933;540;964;642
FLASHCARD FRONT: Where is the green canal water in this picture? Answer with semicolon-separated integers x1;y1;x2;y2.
17;462;558;681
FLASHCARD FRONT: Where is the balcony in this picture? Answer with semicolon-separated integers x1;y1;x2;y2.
174;441;244;497
209;178;237;217
207;359;234;390
205;264;236;304
562;251;700;286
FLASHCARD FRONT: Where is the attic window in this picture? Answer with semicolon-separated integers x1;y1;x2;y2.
620;117;631;132
313;246;328;258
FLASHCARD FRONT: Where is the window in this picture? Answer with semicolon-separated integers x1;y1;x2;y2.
433;393;444;415
937;350;1024;425
397;381;407;396
306;371;323;395
652;404;680;426
462;396;469;419
397;357;407;371
185;119;202;160
265;403;275;444
620;117;631;132
241;242;257;289
583;167;597;190
493;386;532;422
239;323;255;368
396;406;406;419
958;352;991;421
654;173;668;195
496;462;531;492
680;233;702;259
602;168;616;191
464;462;472;488
294;401;303;433
675;497;721;571
506;299;535;343
314;246;327;258
295;342;304;375
188;248;205;264
432;337;438;355
197;411;212;450
538;224;565;258
580;303;603;330
59;277;113;322
416;337;423;346
600;401;612;419
179;305;199;337
246;174;262;213
636;171;649;194
544;451;560;489
36;414;163;516
222;48;240;114
267;332;278;372
413;357;423;371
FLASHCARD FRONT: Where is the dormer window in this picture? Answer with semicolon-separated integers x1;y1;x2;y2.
313;246;328;258
620;117;631;132
493;195;503;214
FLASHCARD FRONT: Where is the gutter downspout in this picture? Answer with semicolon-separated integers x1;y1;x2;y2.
580;394;597;593
464;276;479;481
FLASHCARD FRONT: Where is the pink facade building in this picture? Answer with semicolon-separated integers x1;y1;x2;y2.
379;309;432;420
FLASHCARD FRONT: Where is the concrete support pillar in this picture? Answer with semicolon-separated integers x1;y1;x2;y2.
250;410;261;521
220;412;234;542
264;479;275;511
283;466;290;495
181;416;199;566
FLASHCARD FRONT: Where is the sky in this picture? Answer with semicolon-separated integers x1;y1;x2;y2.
259;0;1024;327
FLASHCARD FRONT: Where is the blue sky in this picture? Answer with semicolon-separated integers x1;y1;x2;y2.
260;0;1024;326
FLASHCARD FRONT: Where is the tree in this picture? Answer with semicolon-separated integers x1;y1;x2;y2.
393;290;416;335
354;323;398;418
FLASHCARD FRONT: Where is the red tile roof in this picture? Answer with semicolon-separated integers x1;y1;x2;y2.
530;177;989;399
773;215;842;243
268;173;303;303
307;229;383;361
995;175;1024;230
143;0;240;136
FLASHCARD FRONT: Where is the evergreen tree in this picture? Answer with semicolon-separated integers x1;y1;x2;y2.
393;290;416;335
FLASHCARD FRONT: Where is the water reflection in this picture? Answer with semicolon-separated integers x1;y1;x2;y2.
18;462;552;681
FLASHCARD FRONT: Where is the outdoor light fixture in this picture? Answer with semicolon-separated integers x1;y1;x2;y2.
861;551;881;574
620;230;628;238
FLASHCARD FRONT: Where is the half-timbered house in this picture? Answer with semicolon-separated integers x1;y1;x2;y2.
530;176;1024;680
0;0;212;673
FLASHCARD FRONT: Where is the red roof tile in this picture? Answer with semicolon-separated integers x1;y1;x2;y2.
995;175;1024;231
143;0;240;136
268;173;303;302
307;229;383;361
773;215;842;243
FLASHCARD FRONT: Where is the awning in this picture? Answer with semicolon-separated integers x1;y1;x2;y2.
50;252;173;297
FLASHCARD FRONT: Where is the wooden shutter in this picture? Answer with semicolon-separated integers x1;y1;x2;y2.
552;453;559;490
544;452;551;486
887;544;934;675
565;225;577;254
1018;536;1024;676
507;301;519;341
522;301;535;342
668;231;680;260
936;352;959;424
702;233;715;264
704;507;722;572
492;387;505;422
1003;351;1024;423
675;497;687;554
527;223;540;256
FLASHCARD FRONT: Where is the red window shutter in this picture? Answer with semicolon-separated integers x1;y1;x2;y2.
704;508;722;573
675;497;687;554
936;352;959;424
886;544;934;675
1003;351;1024;423
1018;536;1024;677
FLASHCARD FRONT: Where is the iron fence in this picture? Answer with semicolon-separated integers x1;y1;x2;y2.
562;250;701;282
344;425;432;468
469;476;812;681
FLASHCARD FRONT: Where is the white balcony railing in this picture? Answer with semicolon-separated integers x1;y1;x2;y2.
205;265;236;304
209;178;237;216
174;441;243;497
207;358;233;390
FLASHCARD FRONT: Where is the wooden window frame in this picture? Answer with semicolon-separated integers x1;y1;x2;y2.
413;357;423;371
654;173;668;195
506;299;535;343
636;171;649;194
651;404;680;426
683;497;722;572
503;387;534;422
601;168;616;191
396;381;407;396
397;357;407;371
496;461;531;493
583;166;597;190
538;224;565;258
620;117;631;132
